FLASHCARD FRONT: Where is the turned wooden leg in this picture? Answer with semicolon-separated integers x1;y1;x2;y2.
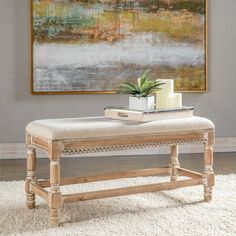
170;145;180;181
49;160;62;227
203;144;215;202
25;148;36;209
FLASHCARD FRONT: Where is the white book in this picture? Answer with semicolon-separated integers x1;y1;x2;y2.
104;106;194;123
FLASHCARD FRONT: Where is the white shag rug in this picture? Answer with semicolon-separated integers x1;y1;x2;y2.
0;175;236;236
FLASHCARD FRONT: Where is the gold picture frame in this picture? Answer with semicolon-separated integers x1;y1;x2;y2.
29;0;208;94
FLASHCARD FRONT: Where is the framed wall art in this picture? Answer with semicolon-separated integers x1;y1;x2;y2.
30;0;208;94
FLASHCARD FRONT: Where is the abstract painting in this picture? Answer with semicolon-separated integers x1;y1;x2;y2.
31;0;207;94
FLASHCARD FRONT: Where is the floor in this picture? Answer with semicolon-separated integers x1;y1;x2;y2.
0;152;235;181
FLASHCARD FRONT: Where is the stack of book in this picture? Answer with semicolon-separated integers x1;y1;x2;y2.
104;106;194;123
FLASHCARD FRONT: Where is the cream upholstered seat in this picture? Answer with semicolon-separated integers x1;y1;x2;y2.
26;116;215;141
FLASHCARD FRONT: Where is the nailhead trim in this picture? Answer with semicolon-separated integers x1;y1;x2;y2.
63;139;207;155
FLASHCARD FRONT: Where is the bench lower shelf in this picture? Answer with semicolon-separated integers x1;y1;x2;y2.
29;166;206;205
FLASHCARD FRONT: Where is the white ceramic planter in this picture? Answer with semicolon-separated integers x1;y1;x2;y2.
129;96;155;111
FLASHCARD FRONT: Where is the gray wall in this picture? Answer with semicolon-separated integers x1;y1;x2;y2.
0;0;235;143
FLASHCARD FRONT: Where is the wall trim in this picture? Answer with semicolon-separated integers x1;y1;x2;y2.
0;137;236;159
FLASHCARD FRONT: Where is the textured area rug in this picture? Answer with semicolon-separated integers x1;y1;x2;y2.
0;175;236;236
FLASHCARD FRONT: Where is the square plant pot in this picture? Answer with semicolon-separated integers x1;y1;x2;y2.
129;96;155;111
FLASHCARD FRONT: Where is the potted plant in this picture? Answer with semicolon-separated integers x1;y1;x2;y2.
118;70;165;111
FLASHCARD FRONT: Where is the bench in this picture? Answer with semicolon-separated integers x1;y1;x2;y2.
25;116;215;226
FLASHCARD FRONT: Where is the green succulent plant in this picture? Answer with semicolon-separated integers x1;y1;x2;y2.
117;70;165;97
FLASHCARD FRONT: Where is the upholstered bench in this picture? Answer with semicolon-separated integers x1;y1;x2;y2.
25;116;215;226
